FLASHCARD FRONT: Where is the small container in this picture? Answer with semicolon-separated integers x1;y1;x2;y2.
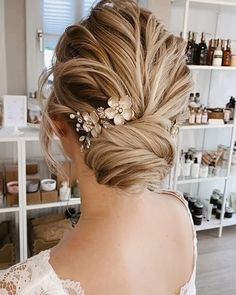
199;165;208;178
59;181;71;201
41;179;56;192
183;192;190;202
26;180;39;193
212;205;217;215
193;215;203;226
217;198;223;210
188;197;197;212
7;181;19;195
210;194;219;205
194;201;204;215
225;207;234;218
216;209;222;219
224;109;231;123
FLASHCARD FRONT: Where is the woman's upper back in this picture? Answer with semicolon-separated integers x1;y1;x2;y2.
0;191;197;295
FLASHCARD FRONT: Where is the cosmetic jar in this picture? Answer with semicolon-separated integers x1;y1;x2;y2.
41;179;56;192
194;201;204;215
212;205;217;215
217;198;224;210
188;197;197;213
210;194;219;205
193;215;203;226
225;207;234;218
7;181;19;195
183;192;190;202
216;209;221;219
26;180;39;193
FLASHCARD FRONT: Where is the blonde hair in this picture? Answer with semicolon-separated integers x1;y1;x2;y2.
39;0;193;190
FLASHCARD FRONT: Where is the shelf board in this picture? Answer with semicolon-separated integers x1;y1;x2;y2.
177;176;227;184
195;216;221;231
222;214;236;227
172;0;236;7
27;198;81;210
0;206;19;214
189;65;236;70
181;123;234;130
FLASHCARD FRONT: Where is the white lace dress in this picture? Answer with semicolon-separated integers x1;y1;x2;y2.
0;192;197;295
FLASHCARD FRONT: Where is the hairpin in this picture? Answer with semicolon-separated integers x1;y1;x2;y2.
69;95;134;152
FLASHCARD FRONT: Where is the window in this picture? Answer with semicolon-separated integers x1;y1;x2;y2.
43;0;94;68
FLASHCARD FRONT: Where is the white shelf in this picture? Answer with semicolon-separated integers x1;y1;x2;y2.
195;216;221;231
181;123;234;130
26;198;81;210
177;176;227;184
222;214;236;227
189;65;236;71
0;128;19;142
0;206;19;214
172;0;236;7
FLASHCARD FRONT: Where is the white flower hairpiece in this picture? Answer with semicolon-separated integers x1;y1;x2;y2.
69;95;134;152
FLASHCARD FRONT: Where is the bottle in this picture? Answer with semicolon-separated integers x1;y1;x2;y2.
191;158;200;178
201;108;208;124
195;93;201;108
223;39;232;66
196;32;208;65
226;96;235;120
59;181;71;201
192;32;199;65
183;154;192;177
207;39;216;65
196;108;202;124
189;93;196;108
186;31;194;65
189;109;196;124
212;39;223;66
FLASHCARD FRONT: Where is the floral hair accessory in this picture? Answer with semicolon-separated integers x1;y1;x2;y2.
69;95;134;152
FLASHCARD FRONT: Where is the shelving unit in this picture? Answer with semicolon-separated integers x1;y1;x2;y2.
171;0;236;237
0;127;81;268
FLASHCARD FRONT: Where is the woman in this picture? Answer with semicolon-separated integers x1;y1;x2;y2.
0;0;196;294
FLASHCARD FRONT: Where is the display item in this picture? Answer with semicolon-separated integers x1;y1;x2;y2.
186;31;194;65
191;158;200;178
192;32;198;64
59;181;71;201
195;109;202;124
207;203;213;221
189;109;196;124
231;55;236;66
216;209;221;219
26;180;39;193
212;39;223;66
224;109;231;123
7;181;19;195
194;201;204;215
196;32;208;65
224;207;234;218
222;39;232;66
207;39;216;65
199;165;209;178
226;96;235;120
193;215;203;226
201;108;208;124
41;179;57;192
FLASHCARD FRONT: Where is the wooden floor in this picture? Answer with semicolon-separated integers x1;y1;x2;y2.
196;226;236;295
